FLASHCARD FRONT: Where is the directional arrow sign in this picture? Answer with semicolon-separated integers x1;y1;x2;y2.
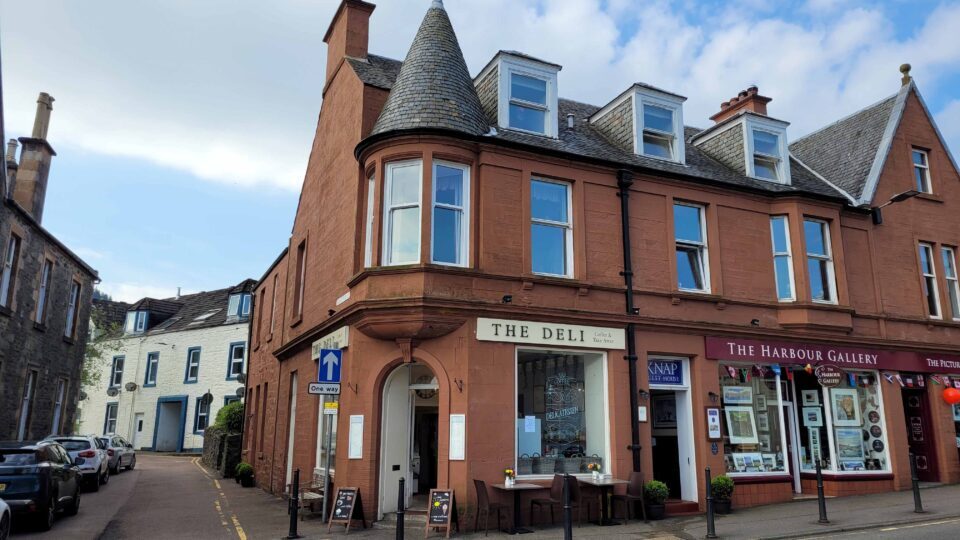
318;349;342;384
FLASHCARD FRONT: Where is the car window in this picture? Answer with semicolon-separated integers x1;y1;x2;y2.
56;446;71;464
55;439;91;451
98;438;109;448
0;450;38;465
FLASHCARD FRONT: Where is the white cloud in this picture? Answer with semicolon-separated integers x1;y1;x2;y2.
96;282;192;303
936;100;960;158
2;0;958;193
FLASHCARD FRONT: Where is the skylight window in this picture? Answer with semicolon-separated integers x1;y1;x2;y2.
191;309;220;323
153;317;181;331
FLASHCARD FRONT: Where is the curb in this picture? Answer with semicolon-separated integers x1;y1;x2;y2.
755;512;960;539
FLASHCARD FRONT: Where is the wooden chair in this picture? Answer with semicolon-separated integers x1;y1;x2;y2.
611;471;644;523
566;475;593;527
473;479;508;535
530;474;563;525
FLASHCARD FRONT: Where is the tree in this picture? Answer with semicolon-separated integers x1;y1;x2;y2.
80;307;123;390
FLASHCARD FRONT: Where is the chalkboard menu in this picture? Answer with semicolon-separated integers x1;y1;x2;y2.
327;487;367;533
425;489;458;538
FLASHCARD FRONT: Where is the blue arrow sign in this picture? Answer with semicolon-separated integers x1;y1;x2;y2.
318;349;342;383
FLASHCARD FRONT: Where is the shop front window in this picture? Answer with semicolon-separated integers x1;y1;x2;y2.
719;365;786;474
516;349;607;476
794;369;889;472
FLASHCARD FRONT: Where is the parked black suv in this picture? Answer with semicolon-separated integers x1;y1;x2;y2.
0;441;81;531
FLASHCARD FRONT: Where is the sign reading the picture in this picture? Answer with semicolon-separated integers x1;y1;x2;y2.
706;336;960;374
477;318;625;349
815;365;843;387
648;359;684;386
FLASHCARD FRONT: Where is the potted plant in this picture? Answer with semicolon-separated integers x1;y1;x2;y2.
586;462;601;479
644;480;669;520
504;467;516;487
711;475;735;514
236;462;255;488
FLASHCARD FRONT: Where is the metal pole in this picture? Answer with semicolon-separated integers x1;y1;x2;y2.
815;459;829;524
396;477;405;539
562;474;573;540
704;467;717;539
910;452;924;513
322;400;335;523
287;468;301;538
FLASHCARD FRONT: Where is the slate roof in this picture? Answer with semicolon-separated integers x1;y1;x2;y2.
368;2;489;137
92;299;130;333
790;94;898;200
345;54;401;91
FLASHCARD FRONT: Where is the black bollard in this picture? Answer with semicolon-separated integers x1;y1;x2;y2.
815;460;829;524
910;453;924;513
562;474;573;540
704;467;717;539
397;477;405;539
287;468;301;539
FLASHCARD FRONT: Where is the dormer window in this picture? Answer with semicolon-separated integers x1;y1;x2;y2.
509;74;549;134
641;104;675;158
752;130;780;180
488;52;560;138
590;83;686;164
227;293;251;319
124;310;148;334
744;117;790;184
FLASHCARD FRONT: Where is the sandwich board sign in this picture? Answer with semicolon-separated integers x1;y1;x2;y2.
327;487;366;533
426;489;459;538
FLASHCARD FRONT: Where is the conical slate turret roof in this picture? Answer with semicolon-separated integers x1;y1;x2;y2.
369;1;488;137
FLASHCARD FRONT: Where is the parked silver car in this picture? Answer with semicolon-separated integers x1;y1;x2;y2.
98;436;136;474
0;498;10;540
45;436;108;491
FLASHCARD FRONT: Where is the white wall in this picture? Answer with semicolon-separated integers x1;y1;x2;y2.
77;323;248;451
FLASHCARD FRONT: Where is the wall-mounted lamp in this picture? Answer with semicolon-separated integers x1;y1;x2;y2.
708;391;719;404
750;319;761;327
871;189;920;225
630;307;640;315
638;389;650;402
502;295;513;304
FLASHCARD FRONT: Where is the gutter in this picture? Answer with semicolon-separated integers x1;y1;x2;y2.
616;170;643;476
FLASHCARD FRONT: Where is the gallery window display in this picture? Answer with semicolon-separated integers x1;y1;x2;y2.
794;369;889;472
516;349;608;475
719;365;786;474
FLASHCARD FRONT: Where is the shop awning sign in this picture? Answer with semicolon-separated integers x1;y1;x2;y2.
649;359;684;386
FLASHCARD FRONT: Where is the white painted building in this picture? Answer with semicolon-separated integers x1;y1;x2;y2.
78;280;254;452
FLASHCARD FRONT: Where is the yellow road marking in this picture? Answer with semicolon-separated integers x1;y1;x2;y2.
231;514;248;540
214;479;221;490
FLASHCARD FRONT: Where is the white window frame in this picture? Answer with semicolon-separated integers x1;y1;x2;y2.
269;274;279;334
530;178;574;278
104;403;118;435
145;352;159;386
743;117;791;185
634;91;686;164
229;343;246;378
52;379;66;434
110;356;124;388
430;160;470;267
17;370;37;441
185;348;201;383
35;259;52;324
674;202;711;293
494;55;559;138
382;160;423;266
804;219;838;305
919;242;942;319
364;173;375;267
912;148;932;194
1;234;20;308
943;246;960;321
64;281;81;338
770;216;796;302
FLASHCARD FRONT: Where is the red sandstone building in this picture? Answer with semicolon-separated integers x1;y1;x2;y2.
243;0;960;522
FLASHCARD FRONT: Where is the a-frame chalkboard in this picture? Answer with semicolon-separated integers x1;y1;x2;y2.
327;487;367;533
425;489;459;538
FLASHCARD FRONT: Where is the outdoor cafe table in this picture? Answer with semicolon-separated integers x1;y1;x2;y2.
491;482;546;534
578;477;629;526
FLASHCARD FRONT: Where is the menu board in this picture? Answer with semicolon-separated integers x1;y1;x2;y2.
327;487;366;532
425;489;458;538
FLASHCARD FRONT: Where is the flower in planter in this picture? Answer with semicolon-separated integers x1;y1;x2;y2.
586;462;601;472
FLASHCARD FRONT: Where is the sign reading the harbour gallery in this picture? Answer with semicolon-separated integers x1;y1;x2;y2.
476;318;625;349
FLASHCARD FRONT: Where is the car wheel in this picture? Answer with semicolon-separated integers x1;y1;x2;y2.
36;497;55;531
101;467;109;485
90;474;101;492
110;461;120;475
126;456;136;470
0;512;10;540
65;486;81;516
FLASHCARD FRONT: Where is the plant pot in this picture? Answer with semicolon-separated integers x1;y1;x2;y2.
713;500;731;514
235;476;240;484
646;503;666;520
592;471;600;480
240;476;255;488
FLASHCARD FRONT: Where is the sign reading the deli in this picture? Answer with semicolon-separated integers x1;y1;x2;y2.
477;318;625;349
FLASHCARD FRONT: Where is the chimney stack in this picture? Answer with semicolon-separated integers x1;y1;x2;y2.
12;92;57;223
4;139;18;193
323;0;375;87
709;85;772;124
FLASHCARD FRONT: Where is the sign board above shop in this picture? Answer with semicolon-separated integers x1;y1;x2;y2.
311;327;349;359
649;359;684;386
705;337;960;374
476;318;625;349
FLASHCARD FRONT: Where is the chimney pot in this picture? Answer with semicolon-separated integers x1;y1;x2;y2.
747;85;758;94
5;139;18;163
31;93;55;140
738;90;748;99
709;86;772;124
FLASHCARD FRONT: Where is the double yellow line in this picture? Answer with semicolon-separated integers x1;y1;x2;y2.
192;457;248;540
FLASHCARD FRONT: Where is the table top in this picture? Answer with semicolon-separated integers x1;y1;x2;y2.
578;477;629;487
491;482;546;491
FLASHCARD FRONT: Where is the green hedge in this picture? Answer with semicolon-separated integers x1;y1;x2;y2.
215;401;245;433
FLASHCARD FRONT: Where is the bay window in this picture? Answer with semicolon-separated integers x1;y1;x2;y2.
943;247;960;320
431;162;469;266
383;160;422;265
674;202;709;292
516;349;608;476
531;179;573;277
719;364;786;474
770;216;795;301
804;219;836;303
918;243;941;318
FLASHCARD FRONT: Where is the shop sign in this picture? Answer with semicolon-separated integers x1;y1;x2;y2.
705;337;960;375
311;327;349;359
648;359;684;386
476;318;625;349
815;365;843;387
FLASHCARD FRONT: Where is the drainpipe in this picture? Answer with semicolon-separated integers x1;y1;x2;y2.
616;169;642;474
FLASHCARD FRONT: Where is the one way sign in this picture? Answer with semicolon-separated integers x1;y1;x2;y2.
318;349;342;384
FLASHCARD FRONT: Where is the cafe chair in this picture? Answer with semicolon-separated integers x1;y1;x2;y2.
473;479;508;535
566;475;593;527
530;474;564;525
611;471;644;523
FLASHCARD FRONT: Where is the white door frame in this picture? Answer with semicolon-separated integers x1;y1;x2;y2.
285;372;299;489
378;365;413;519
649;356;697;502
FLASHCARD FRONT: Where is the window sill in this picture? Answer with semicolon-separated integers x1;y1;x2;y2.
143;384;156;389
63;335;76;345
799;471;892;481
637;151;686;167
501;125;557;140
725;473;791;484
290;315;303;329
266;333;274;343
184;380;199;385
915;193;943;203
33;322;47;332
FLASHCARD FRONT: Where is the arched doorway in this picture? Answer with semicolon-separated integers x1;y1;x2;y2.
379;362;440;518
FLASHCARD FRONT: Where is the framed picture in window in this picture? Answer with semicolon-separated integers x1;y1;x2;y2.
835;427;865;459
801;390;820;406
759;433;772;452
653;394;677;428
756;394;767;410
952;403;960;422
731;452;765;473
802;407;823;427
724;406;759;444
723;386;753;405
756;412;770;432
831;388;861;427
808;427;822;463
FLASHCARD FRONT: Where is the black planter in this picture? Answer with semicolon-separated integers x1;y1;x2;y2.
714;500;732;514
240;476;255;488
235;476;240;484
646;503;666;520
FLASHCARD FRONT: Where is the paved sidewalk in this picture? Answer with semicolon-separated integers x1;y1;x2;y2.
215;465;960;540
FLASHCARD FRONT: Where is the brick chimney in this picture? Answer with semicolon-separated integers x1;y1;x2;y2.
12;93;57;223
709;85;772;124
323;0;375;86
4;139;18;196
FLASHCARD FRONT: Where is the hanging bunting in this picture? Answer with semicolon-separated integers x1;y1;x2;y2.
786;368;794;381
895;373;905;387
883;372;895;384
848;373;857;387
771;364;782;377
726;366;738;379
930;374;942;385
954;379;960;389
917;375;925;388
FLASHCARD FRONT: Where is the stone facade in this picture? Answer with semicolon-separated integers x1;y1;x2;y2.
474;64;498;124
